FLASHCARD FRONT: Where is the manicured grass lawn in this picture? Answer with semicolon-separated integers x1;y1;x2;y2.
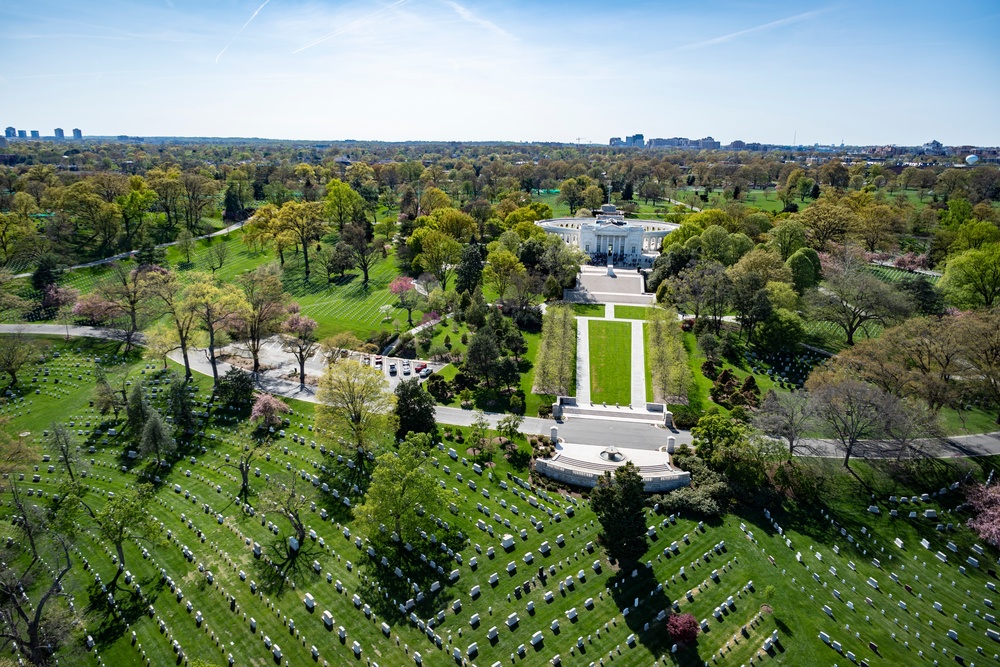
6;333;1000;667
571;303;605;318
868;264;940;284
588;320;631;405
614;305;649;320
51;231;407;339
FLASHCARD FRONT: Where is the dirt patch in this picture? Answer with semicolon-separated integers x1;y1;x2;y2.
760;604;773;614
281;370;320;386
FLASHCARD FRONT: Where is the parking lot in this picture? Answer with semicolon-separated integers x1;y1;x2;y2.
223;337;447;392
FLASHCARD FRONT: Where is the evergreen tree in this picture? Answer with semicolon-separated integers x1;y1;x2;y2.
394;378;438;441
455;242;484;295
126;384;149;434
464;327;500;388
168;374;196;435
591;462;648;565
139;410;176;466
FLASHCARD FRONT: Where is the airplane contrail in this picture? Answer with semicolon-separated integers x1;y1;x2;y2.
292;0;410;54
216;0;272;64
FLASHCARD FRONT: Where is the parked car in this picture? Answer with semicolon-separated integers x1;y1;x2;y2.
419;367;432;378
389;362;397;376
415;362;427;372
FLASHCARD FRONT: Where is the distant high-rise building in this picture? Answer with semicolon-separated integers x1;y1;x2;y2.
54;128;64;140
609;137;624;146
4;127;14;138
0;137;6;148
72;128;82;140
17;130;26;139
30;130;39;139
625;134;645;147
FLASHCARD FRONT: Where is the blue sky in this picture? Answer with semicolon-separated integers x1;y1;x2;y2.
2;0;998;145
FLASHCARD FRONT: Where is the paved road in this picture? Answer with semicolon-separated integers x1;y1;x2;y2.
3;324;998;457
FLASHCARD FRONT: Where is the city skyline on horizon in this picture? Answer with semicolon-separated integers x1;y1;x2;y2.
2;0;998;146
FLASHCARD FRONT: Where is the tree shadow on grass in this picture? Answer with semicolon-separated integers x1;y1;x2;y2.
354;540;457;625
252;534;323;597
85;578;159;649
608;564;681;659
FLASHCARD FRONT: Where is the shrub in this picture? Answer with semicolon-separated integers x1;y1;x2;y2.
509;394;524;415
537;403;552;418
700;360;719;381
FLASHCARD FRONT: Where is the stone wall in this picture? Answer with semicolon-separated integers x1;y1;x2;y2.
535;458;690;493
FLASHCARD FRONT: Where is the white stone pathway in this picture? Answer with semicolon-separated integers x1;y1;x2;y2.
575;316;591;404
630;319;646;408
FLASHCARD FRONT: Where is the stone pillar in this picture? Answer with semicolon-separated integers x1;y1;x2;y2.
550;426;558;444
667;436;675;454
664;410;674;428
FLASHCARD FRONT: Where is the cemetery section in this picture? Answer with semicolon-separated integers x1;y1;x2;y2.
2;335;999;666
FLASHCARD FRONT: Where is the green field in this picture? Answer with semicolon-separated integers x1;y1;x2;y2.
588;320;631;405
571;303;605;318
4;333;1000;666
614;305;649;320
32;231;409;339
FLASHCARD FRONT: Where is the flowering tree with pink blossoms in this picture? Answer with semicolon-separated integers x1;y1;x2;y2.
250;392;290;429
967;482;1000;546
390;276;422;327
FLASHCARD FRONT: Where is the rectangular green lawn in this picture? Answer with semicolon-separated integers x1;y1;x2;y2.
614;305;649;320
571;303;604;317
589;319;631;405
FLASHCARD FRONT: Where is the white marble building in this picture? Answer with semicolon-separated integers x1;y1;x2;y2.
535;204;679;266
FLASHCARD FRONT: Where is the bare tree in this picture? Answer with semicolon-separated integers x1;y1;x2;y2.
233;263;289;374
0;531;75;666
46;423;77;484
0;330;36;387
753;390;817;456
807;371;897;468
207;240;229;275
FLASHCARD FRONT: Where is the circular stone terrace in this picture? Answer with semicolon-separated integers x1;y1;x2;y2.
535;440;690;493
536;204;679;268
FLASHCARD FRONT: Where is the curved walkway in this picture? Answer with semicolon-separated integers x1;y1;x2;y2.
2;324;999;459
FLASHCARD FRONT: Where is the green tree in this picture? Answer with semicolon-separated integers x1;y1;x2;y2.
276;201;327;279
455;243;484;294
0;333;35;387
185;273;248;385
126;384;149;435
394;378;438;440
556;178;584;214
591;462;648;566
767;221;807;261
324;179;366;230
415;229;462;290
168;374;196;435
465;327;501;388
483;249;525;303
786;247;821;293
941;243;1000;308
353;432;444;547
90;484;160;587
316;359;395;482
139;410;176;467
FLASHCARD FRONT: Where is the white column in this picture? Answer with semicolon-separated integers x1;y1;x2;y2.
630;321;645;408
